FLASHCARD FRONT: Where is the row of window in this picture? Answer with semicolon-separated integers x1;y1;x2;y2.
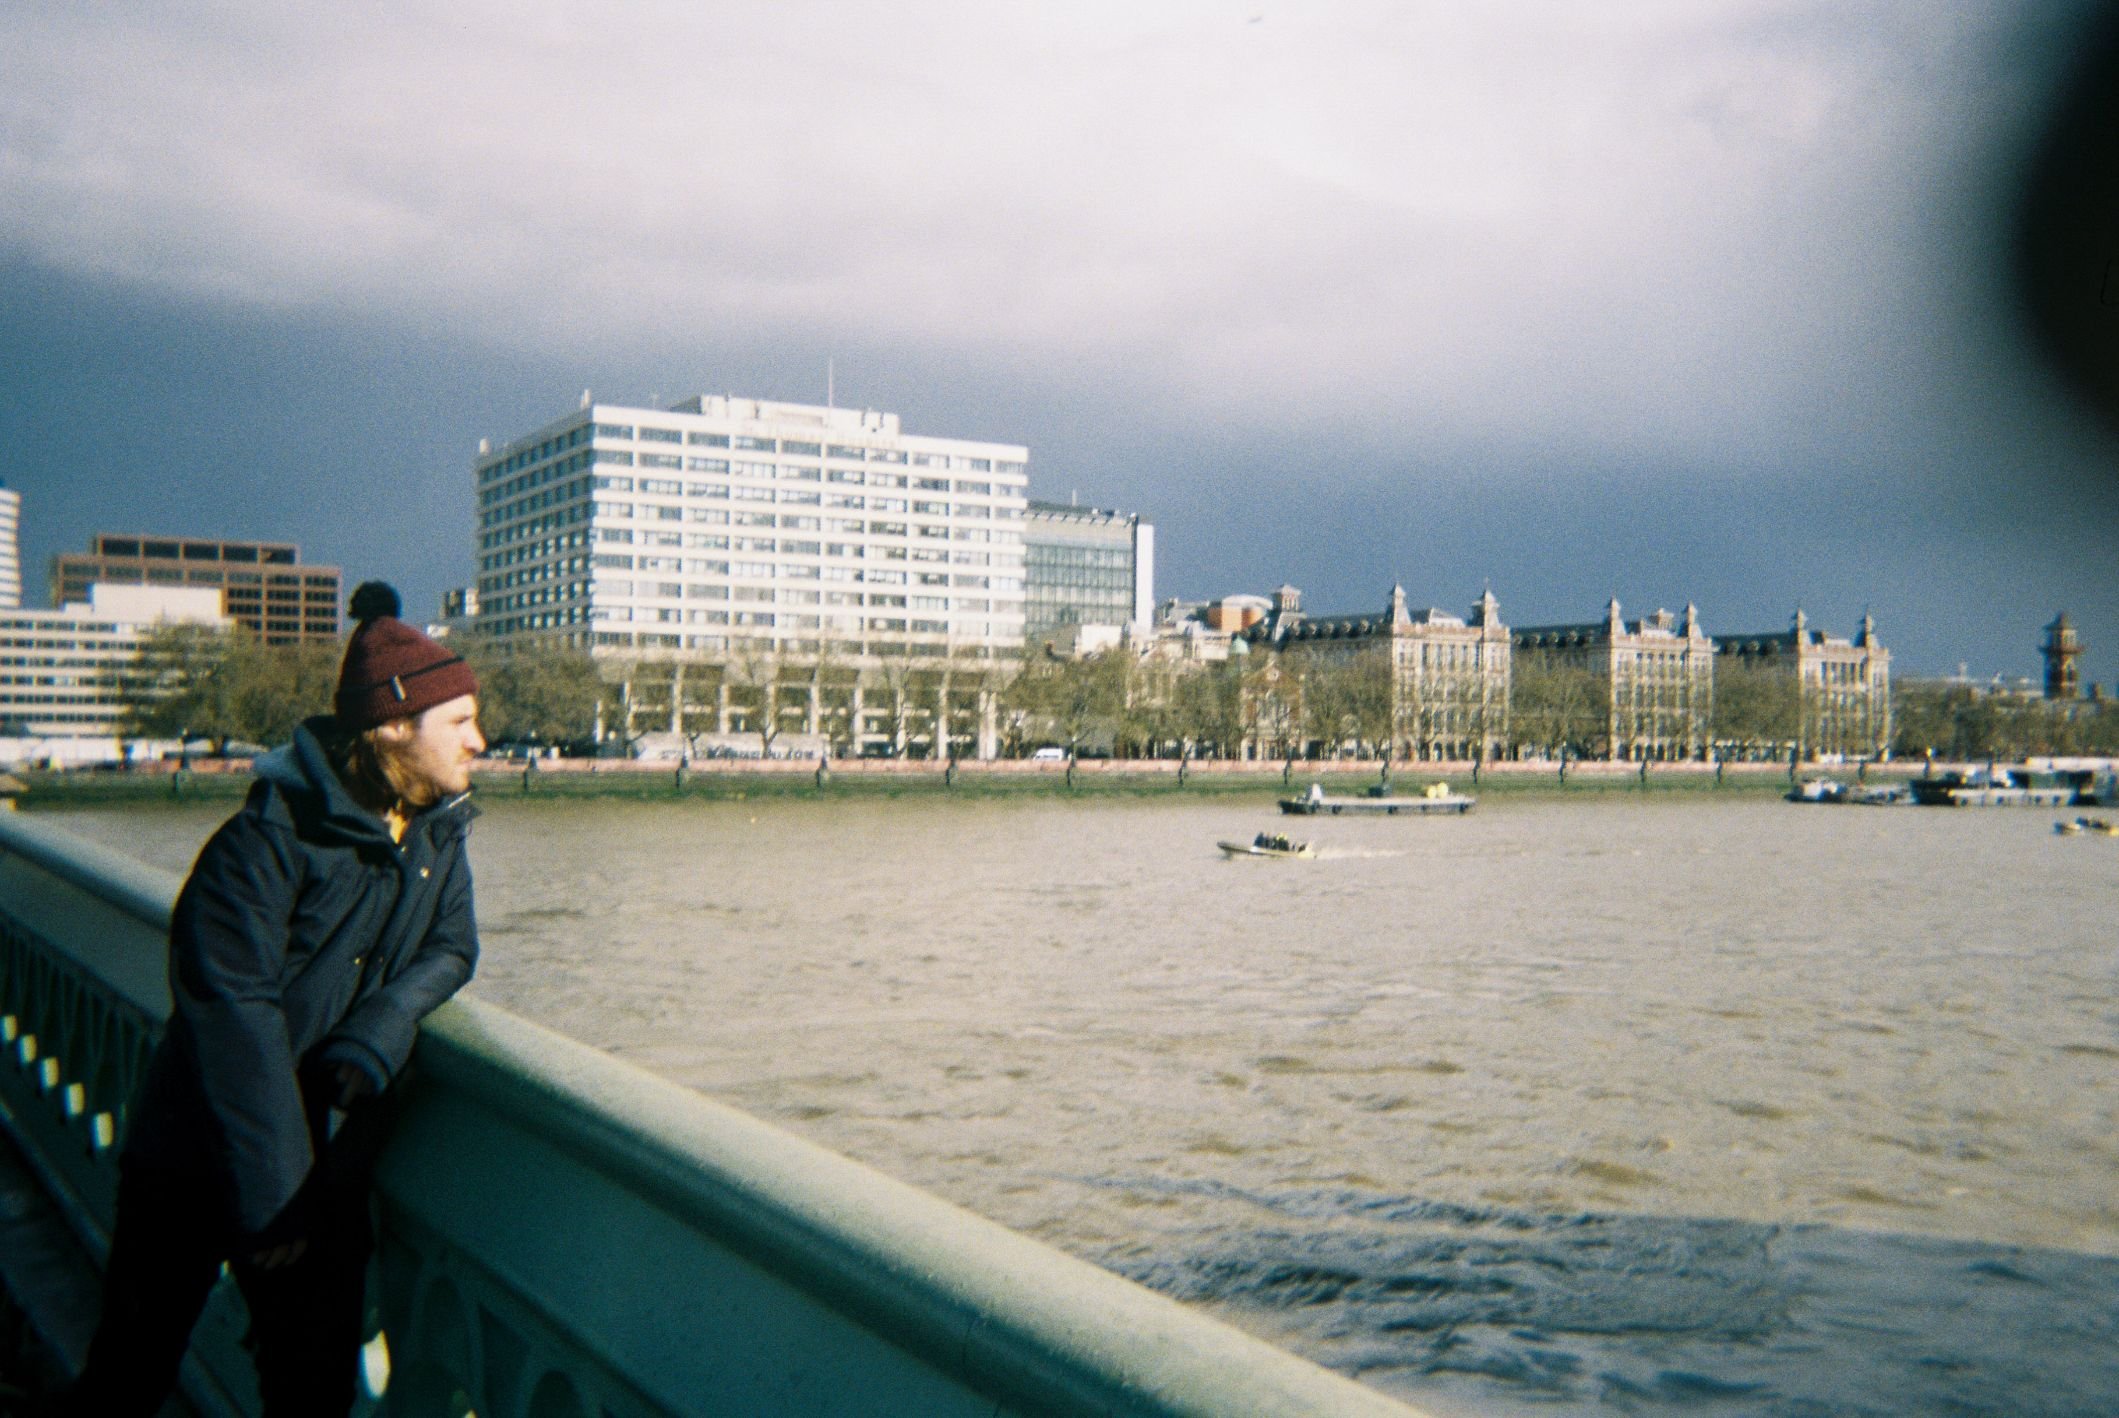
587;530;1018;563
481;421;1027;485
589;553;1009;580
590;605;998;635
590;492;998;521
0;710;117;724
1026;545;1135;565
62;566;332;591
478;482;1027;539
483;566;1021;597
580;516;1025;555
482;424;592;480
546;629;1014;655
582;584;999;611
480;615;1023;648
583;511;1016;546
1026;570;1136;591
483;533;588;568
594;474;1017;514
0;654;132;669
0;626;135;640
479;508;594;554
480;471;593;519
588;425;1025;476
86;540;300;564
588;462;1009;501
0;686;123;702
478;503;595;553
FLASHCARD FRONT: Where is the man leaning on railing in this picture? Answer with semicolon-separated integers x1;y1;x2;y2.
52;582;486;1417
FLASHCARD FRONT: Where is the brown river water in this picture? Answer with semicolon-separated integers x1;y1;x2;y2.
41;792;2119;1416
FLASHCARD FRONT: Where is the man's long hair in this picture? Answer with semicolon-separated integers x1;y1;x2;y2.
321;715;425;811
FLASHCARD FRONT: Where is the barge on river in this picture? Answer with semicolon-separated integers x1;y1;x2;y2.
1280;781;1476;816
1788;779;1912;805
1908;768;2077;808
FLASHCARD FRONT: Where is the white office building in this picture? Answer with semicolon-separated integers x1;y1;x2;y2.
0;483;20;610
0;583;227;752
473;396;1030;663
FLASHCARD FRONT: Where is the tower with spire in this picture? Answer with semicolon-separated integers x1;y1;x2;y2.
2041;612;2082;700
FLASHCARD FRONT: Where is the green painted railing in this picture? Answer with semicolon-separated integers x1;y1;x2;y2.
0;811;1425;1417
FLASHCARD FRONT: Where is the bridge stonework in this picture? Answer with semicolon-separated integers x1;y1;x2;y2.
0;811;1424;1418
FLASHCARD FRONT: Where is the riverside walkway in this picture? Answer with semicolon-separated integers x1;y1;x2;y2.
0;810;1424;1417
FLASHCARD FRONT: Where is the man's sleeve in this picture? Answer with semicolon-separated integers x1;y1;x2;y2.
321;853;478;1093
168;810;314;1238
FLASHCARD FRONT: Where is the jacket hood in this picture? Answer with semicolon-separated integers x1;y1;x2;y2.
254;715;475;848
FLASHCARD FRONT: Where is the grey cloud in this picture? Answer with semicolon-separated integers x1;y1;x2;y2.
4;2;2083;445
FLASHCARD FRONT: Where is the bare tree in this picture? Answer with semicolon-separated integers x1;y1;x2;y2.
120;623;337;754
1711;658;1801;761
457;634;605;748
1339;649;1396;762
1509;654;1611;760
999;649;1126;757
726;639;788;757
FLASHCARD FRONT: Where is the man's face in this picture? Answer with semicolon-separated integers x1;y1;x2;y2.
383;695;485;805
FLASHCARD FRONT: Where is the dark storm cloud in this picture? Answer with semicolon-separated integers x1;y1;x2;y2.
1;2;2114;678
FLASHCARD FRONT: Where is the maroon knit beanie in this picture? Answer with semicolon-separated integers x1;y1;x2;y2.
335;582;479;732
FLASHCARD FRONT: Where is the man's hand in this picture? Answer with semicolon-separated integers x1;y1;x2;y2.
249;1238;308;1270
333;1061;377;1110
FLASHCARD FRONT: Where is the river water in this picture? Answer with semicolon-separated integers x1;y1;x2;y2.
43;793;2119;1416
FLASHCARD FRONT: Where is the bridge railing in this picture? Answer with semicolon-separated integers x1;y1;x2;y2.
0;811;1423;1418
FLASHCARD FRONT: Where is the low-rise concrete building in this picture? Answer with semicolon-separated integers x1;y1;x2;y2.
0;584;228;751
52;534;340;646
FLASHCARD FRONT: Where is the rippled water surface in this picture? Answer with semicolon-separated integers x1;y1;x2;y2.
46;793;2119;1415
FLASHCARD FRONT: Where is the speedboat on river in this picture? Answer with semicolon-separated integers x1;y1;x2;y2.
1219;832;1317;859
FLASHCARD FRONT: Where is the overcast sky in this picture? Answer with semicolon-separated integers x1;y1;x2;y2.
4;1;2114;680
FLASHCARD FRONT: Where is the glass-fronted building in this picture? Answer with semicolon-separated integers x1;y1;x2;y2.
0;484;20;611
1022;502;1154;642
473;396;1030;663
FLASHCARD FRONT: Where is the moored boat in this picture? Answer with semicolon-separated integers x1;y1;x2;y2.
1279;780;1476;816
1788;779;1911;806
1909;767;2076;808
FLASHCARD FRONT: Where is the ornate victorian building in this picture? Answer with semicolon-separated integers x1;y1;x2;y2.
1716;610;1892;759
1243;585;1511;761
1513;600;1715;760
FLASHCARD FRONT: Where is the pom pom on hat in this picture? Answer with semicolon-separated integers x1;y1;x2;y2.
334;580;477;730
349;580;402;623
